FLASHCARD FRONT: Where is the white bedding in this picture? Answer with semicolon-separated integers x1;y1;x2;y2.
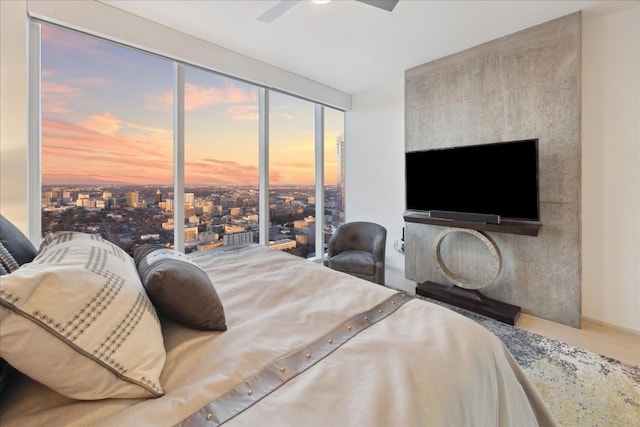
0;245;556;426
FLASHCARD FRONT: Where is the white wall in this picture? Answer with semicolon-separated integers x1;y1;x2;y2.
345;77;414;293
582;4;640;333
0;0;29;232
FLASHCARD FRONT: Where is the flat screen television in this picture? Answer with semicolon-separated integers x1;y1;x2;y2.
405;139;540;222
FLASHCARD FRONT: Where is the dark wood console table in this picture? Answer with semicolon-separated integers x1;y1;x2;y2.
404;211;542;325
403;211;542;236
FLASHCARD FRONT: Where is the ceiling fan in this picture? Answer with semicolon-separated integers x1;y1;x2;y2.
257;0;400;23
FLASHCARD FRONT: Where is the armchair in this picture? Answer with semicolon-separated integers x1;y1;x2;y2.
326;221;387;285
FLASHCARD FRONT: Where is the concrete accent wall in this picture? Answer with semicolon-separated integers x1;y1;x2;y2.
404;13;582;327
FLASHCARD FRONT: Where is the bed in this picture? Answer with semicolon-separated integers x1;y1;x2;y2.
0;227;557;426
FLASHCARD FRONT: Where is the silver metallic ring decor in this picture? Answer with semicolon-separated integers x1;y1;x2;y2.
433;228;502;290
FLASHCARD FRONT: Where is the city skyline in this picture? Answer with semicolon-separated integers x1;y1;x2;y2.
41;182;344;258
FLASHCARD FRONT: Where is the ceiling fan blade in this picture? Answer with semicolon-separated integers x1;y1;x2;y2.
356;0;399;12
257;0;299;23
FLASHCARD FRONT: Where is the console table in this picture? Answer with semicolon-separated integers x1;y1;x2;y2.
403;211;542;236
403;211;542;325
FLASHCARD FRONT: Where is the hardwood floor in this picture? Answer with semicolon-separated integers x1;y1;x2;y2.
516;313;640;367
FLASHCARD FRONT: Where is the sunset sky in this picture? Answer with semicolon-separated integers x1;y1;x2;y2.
41;23;344;186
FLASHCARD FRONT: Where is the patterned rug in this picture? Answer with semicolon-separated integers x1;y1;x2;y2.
416;296;640;427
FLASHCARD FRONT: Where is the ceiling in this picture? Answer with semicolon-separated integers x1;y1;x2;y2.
101;0;636;95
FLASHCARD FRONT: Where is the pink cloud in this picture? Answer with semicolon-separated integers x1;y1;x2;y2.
186;158;258;185
82;113;122;135
225;105;259;121
147;82;257;112
271;161;313;169
269;170;285;184
80;113;172;143
42;118;173;185
270;112;295;120
270;104;295;120
73;76;112;87
41;103;313;185
42;80;81;115
185;83;256;110
268;160;314;185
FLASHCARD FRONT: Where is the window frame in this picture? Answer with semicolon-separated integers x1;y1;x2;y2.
31;18;344;261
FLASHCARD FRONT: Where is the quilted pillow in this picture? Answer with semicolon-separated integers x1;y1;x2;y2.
134;244;227;331
0;232;166;399
0;215;37;395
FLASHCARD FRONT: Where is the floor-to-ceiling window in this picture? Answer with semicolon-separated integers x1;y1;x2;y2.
40;23;174;256
184;66;259;253
37;20;344;260
267;92;316;258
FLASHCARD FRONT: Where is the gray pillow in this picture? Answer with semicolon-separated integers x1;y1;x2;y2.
0;358;13;394
0;215;36;395
134;244;227;331
0;261;9;393
0;214;37;267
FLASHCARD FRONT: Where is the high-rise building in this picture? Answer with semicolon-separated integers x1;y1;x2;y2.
155;189;162;204
127;191;139;208
185;193;195;209
161;198;174;213
223;231;253;246
336;132;345;206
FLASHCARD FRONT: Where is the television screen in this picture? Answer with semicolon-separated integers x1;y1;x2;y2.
405;139;539;221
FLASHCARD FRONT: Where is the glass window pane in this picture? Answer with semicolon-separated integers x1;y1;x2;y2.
323;107;345;250
40;23;174;256
184;67;259;253
268;92;316;258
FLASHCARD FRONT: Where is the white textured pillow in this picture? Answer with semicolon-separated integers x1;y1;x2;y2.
0;232;166;399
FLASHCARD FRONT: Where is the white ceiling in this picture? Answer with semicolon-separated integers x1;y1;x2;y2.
101;0;636;95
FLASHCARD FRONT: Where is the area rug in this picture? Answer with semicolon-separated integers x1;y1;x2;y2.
416;296;640;427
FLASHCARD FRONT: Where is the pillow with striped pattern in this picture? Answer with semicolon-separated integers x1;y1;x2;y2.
0;231;166;399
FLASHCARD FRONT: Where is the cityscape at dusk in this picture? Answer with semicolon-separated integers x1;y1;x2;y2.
42;184;344;258
40;22;345;257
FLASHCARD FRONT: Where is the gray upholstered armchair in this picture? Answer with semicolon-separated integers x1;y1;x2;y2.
326;221;387;285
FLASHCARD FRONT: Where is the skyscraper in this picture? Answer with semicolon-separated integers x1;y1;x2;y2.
155;189;162;204
127;191;139;208
336;132;345;208
185;193;195;209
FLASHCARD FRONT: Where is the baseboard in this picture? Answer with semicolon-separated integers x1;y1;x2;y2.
581;316;640;336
